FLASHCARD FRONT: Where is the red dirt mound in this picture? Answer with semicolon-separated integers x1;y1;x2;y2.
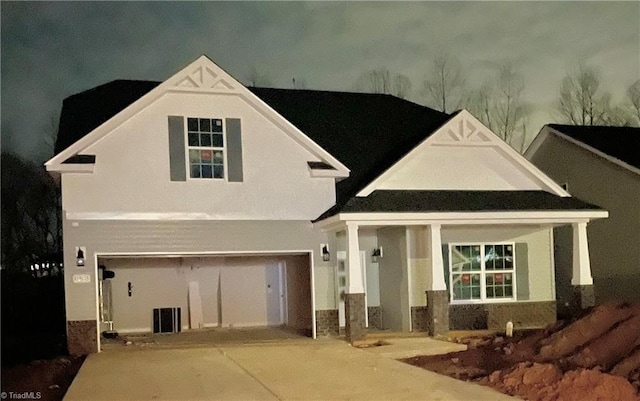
403;302;640;400
484;363;639;401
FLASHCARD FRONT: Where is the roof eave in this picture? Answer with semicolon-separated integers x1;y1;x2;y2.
313;209;608;231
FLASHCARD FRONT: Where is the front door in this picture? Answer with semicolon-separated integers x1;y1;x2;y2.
337;251;368;327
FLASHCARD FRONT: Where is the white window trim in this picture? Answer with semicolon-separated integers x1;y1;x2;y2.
185;117;228;181
448;242;518;305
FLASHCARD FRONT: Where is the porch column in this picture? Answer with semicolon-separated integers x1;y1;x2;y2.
426;224;449;336
571;222;595;310
345;223;366;343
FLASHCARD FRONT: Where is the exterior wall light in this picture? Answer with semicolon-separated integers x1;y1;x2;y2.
321;244;330;262
76;247;86;266
371;247;383;263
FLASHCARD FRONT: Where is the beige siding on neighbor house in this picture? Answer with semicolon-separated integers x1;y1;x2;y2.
63;218;333;322
529;133;640;302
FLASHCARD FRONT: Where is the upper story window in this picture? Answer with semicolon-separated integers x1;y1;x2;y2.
449;243;516;303
187;117;224;179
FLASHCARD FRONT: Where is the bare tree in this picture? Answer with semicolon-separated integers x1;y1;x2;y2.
292;77;307;90
355;69;391;94
464;64;529;149
557;64;611;125
465;82;494;131
627;79;640;125
494;63;527;144
421;53;465;113
392;74;412;99
246;66;272;87
355;69;412;98
1;152;62;275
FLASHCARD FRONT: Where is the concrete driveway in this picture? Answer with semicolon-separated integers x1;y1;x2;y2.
64;339;514;401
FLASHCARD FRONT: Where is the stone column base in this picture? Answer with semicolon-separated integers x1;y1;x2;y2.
573;284;595;310
67;320;97;355
426;290;449;337
315;309;339;336
345;293;366;343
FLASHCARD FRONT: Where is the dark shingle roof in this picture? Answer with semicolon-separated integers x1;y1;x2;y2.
53;80;604;220
548;124;640;170
54;81;451;203
55;80;160;155
315;190;603;221
248;88;451;202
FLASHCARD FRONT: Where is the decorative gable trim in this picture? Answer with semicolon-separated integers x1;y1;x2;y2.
357;110;569;197
526;126;640;176
45;55;349;177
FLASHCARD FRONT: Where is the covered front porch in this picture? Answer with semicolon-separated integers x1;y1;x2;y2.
316;205;607;343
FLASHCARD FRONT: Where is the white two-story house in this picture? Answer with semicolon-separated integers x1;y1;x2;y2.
46;56;607;355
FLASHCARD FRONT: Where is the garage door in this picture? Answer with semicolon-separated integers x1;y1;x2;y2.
100;254;311;334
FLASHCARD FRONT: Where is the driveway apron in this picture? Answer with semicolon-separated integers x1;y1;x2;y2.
64;340;514;400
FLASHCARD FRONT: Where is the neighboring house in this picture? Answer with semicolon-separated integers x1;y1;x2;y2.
525;124;640;312
46;56;607;356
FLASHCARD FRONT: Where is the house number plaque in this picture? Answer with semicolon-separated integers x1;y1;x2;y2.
72;274;91;284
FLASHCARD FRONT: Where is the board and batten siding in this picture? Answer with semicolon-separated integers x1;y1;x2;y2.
441;226;555;302
63;218;335;322
64;92;336;219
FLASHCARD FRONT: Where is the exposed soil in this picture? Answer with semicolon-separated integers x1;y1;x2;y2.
403;302;640;401
1;356;85;401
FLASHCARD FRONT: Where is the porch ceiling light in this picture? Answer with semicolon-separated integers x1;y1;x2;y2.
372;247;383;263
321;244;330;262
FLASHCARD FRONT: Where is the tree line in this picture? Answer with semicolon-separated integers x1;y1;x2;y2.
353;57;639;152
248;57;639;153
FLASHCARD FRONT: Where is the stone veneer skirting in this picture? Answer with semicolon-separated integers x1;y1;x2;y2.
367;306;383;330
449;301;556;331
410;306;429;332
315;309;339;336
67;320;97;355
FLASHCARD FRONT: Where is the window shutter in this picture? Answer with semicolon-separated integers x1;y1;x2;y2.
515;243;529;300
226;118;243;182
442;244;450;291
167;116;186;181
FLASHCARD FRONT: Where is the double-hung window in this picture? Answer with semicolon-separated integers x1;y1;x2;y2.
187;117;224;179
449;243;516;303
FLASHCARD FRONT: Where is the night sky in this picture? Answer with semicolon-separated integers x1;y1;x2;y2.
2;2;638;164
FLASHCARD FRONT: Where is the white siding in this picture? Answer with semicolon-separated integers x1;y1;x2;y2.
63;92;336;219
63;218;334;321
375;145;542;191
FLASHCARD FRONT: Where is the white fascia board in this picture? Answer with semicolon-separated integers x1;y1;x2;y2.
46;163;94;173
323;210;607;225
357;110;569;197
46;55;350;176
548;127;640;176
67;212;323;220
308;168;348;179
523;126;550;160
312;209;608;231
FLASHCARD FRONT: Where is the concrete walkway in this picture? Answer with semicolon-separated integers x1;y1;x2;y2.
64;340;514;401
